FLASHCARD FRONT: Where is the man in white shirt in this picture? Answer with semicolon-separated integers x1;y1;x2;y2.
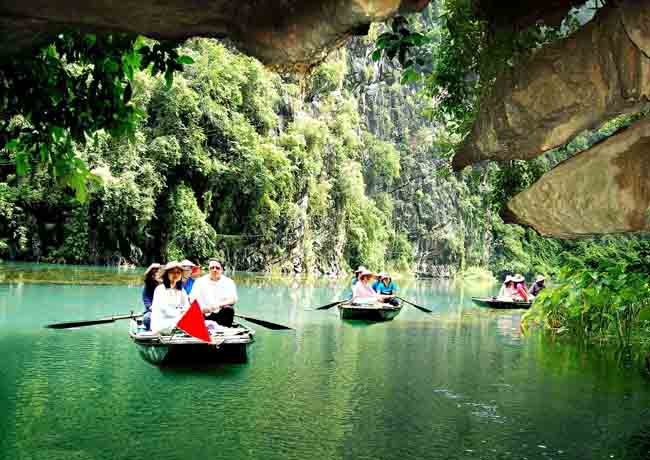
191;258;238;327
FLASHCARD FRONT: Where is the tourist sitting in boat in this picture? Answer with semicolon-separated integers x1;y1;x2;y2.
528;275;546;298
351;265;367;287
142;262;161;330
374;272;400;306
179;259;196;294
512;274;529;301
497;275;515;299
150;261;190;334
352;269;390;304
192;258;238;327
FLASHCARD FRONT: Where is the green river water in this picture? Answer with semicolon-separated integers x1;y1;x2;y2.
0;263;649;460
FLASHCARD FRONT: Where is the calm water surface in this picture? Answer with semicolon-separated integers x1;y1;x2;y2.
0;263;648;460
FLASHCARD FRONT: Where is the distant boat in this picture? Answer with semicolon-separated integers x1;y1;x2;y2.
128;320;255;365
471;297;532;310
337;300;402;321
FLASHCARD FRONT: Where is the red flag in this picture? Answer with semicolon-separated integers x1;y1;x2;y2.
176;299;211;343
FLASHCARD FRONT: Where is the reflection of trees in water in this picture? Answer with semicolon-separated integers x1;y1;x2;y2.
623;424;650;460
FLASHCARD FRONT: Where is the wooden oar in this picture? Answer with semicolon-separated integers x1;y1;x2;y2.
397;297;433;313
315;299;350;310
46;313;141;329
234;314;293;330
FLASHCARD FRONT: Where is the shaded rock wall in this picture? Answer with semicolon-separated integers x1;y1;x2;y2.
453;0;650;170
0;0;429;70
508;118;650;238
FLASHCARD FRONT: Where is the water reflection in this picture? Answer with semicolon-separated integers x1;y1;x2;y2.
0;263;648;460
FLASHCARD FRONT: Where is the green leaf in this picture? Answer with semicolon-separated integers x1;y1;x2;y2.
371;49;382;61
164;69;174;89
176;55;194;65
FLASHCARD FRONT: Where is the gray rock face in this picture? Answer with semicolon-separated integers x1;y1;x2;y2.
453;0;650;170
0;0;429;69
507;117;650;238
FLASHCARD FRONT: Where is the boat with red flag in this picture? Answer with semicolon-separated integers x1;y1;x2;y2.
129;318;255;365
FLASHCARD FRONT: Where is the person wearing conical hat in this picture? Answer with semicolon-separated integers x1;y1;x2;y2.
374;272;399;306
512;273;529;301
141;263;161;330
497;275;514;299
150;261;190;334
179;259;196;295
351;265;368;287
352;269;392;304
528;275;546;298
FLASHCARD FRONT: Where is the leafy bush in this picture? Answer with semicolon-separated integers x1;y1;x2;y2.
524;237;650;346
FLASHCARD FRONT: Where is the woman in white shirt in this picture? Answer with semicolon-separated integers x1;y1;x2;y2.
150;261;190;335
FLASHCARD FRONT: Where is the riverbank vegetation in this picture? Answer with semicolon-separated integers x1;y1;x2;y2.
373;0;650;351
523;237;650;350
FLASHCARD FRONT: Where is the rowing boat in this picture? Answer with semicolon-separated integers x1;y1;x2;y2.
128;319;255;365
337;300;402;321
471;297;532;310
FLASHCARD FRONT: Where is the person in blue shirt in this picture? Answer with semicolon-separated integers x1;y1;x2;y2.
179;259;196;294
374;272;399;306
142;263;161;330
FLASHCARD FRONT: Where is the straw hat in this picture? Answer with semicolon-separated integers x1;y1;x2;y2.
379;272;390;279
355;265;368;274
180;259;196;268
536;274;545;282
144;263;161;278
503;275;513;283
359;269;374;279
512;273;525;283
158;261;184;279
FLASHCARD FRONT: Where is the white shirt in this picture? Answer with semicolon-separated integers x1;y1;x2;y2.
191;274;237;313
150;285;190;334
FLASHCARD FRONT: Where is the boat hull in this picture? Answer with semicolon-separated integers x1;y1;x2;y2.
337;302;402;321
129;320;254;365
471;297;532;310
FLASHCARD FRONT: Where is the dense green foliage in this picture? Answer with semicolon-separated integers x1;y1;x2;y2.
524;237;650;347
0;32;191;199
0;39;412;273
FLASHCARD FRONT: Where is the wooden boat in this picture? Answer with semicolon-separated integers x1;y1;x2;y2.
128;319;255;365
471;297;532;310
337;300;402;321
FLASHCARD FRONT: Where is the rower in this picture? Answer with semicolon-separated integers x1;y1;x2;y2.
142;263;161;330
374;272;400;306
529;275;546;297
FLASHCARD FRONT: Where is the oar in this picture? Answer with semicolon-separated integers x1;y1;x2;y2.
315;299;350;310
46;313;141;329
234;314;293;330
397;297;433;314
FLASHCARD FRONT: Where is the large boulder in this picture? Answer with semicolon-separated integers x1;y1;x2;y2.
452;0;650;170
506;117;650;238
0;0;429;70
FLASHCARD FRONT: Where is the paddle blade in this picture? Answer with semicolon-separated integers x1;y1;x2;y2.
235;314;293;330
45;313;141;329
398;297;433;313
316;299;348;310
46;318;117;329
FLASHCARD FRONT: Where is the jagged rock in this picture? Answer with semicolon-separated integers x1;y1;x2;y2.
507;118;650;238
453;0;650;170
0;0;429;70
